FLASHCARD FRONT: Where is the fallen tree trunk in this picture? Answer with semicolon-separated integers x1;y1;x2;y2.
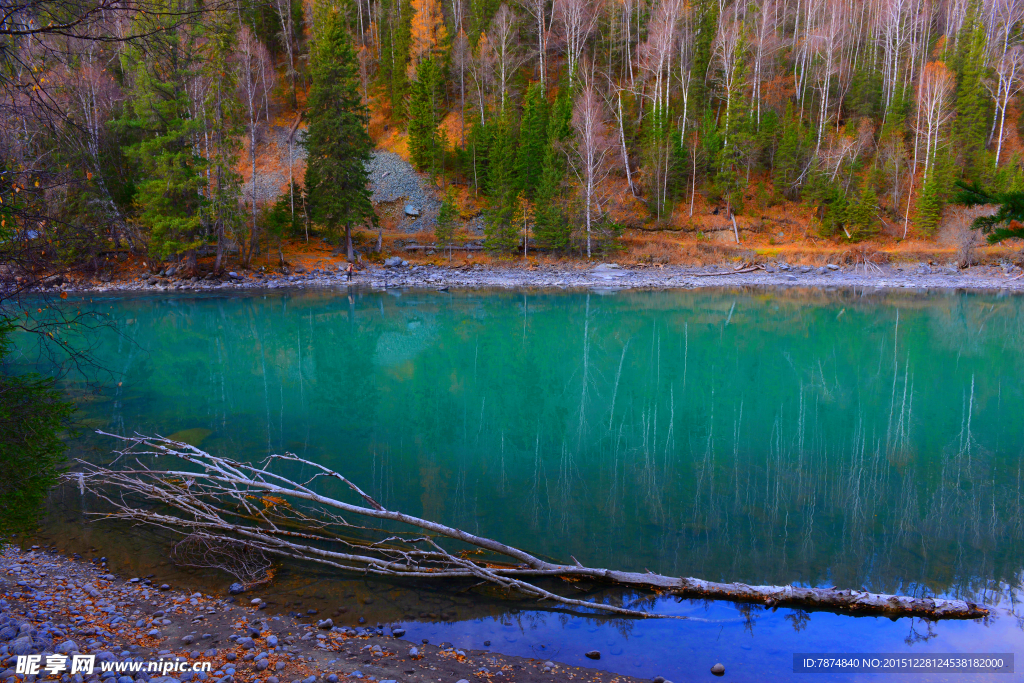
74;432;988;621
693;265;765;277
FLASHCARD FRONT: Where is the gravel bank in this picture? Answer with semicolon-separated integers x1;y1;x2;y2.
28;261;1024;295
0;545;649;683
367;153;440;234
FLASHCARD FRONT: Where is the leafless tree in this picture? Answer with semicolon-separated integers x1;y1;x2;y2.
236;26;275;267
905;60;954;236
468;32;496;124
567;66;614;259
985;0;1024;61
519;0;552;90
271;0;298;107
810;6;845;156
878;0;913;122
713;18;743;148
988;44;1024;165
916;61;955;187
610;80;637;195
748;0;780;128
488;4;527;113
552;0;601;86
947;206;988;268
172;533;274;586
451;0;468;144
637;0;680;216
74;431;990;620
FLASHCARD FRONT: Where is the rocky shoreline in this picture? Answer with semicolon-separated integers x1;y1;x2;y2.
0;545;661;683
21;260;1024;296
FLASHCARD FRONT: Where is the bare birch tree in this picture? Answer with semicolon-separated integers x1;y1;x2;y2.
236;26;275;267
987;44;1024;166
469;32;496;124
713;18;743;148
568;66;614;258
916;61;955;186
904;60;954;236
488;4;527;113
271;0;298;107
748;0;780;128
553;0;601;86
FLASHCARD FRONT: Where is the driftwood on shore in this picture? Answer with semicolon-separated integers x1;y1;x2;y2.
403;244;484;252
74;432;988;621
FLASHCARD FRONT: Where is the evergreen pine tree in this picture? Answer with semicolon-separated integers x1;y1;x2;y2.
483;117;519;252
916;177;942;233
952;6;991;175
848;175;879;239
515;83;549;197
409;56;440;172
435;187;458;255
378;0;414;119
122;2;217;264
690;0;719;115
304;7;376;261
773;102;802;200
533;90;573;251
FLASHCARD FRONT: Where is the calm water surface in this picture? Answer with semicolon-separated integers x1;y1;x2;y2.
32;286;1024;681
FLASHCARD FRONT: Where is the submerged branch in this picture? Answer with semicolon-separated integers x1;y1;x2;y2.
73;432;988;621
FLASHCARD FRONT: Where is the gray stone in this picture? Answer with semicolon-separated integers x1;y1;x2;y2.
56;640;78;654
10;637;33;656
390;628;404;637
585;650;601;660
384;257;404;267
316;619;332;630
181;636;194;645
255;661;268;671
227;584;245;596
236;637;254;650
266;636;278;647
404;204;421;217
326;676;338;683
711;663;725;675
408;647;418;657
301;676;316;683
275;662;286;671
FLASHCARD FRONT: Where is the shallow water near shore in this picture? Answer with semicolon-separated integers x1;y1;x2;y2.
25;286;1024;680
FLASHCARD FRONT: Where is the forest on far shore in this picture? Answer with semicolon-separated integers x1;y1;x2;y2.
3;0;1024;269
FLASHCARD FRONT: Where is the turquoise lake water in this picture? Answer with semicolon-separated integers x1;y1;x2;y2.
32;286;1024;681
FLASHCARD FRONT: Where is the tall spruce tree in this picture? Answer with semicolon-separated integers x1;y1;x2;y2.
304;7;376;261
409;56;442;173
515;83;549;196
533;90;573;251
122;2;212;267
483;116;519;252
952;6;991;176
